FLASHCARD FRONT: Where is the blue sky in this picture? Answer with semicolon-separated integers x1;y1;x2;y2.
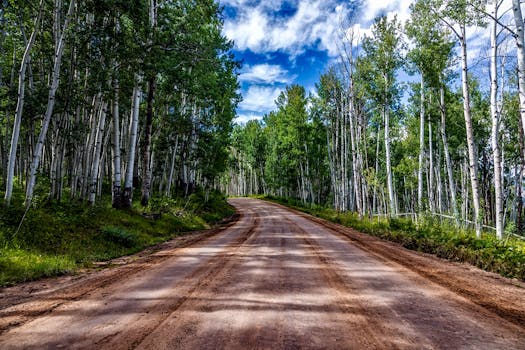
219;0;510;124
219;0;414;123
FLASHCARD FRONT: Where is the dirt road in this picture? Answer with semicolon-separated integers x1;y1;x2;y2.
1;198;525;349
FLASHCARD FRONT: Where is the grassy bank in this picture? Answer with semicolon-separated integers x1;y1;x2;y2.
262;195;525;281
0;190;234;286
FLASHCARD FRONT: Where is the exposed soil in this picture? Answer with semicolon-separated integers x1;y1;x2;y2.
0;198;524;349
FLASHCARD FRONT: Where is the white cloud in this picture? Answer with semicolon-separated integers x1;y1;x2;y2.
238;86;283;113
235;113;264;124
224;8;268;52
223;0;355;57
240;64;294;84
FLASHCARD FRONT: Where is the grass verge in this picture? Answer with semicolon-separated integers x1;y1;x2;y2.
261;195;525;281
0;190;234;287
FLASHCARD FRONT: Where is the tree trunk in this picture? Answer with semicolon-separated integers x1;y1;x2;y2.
384;105;396;217
141;76;156;206
88;102;107;205
460;26;481;237
25;0;75;207
417;74;425;215
111;78;122;208
440;82;459;223
4;0;44;205
490;0;503;239
512;0;525;145
122;76;142;208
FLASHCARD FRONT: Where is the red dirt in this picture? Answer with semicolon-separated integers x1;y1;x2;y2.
0;198;524;349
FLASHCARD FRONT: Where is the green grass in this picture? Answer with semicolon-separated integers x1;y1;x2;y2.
262;195;525;281
0;189;234;287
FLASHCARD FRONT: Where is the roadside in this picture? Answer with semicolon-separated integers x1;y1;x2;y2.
0;190;235;286
264;197;525;327
262;195;525;281
0;208;240;336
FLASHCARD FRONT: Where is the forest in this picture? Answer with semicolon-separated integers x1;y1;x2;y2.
1;1;525;346
0;0;239;208
224;0;525;241
0;0;239;284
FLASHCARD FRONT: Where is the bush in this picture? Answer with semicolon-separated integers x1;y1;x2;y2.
101;226;138;247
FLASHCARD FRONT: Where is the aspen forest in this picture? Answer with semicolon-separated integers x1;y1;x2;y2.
224;0;525;241
0;0;239;210
2;1;525;346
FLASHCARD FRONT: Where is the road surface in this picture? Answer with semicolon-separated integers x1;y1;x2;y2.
1;198;524;349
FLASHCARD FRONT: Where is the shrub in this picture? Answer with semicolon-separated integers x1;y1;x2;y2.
101;226;138;247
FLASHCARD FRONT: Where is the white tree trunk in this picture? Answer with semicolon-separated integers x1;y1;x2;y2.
440;83;459;223
512;0;525;143
4;0;43;205
418;74;425;215
384;105;396;217
490;0;504;239
123;76;142;207
111;79;122;207
25;0;75;207
88;102;107;205
460;26;482;237
428;116;435;213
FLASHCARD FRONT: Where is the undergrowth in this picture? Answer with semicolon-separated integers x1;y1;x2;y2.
262;195;525;281
0;189;234;287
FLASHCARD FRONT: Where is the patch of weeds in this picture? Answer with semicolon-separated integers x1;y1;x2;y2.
0;248;76;286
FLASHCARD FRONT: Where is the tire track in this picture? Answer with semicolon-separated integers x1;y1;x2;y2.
280;214;395;349
0;213;240;336
103;211;262;349
270;201;525;330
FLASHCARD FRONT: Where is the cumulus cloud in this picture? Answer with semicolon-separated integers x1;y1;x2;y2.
238;86;283;113
239;64;294;84
223;0;354;57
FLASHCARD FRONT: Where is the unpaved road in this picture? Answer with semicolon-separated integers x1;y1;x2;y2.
1;198;525;349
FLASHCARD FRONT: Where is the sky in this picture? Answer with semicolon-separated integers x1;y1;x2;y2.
219;0;413;123
219;0;514;124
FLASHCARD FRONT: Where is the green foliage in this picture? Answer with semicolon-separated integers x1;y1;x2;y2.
0;249;76;287
101;226;137;248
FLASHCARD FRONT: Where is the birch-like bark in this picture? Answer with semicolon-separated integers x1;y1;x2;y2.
25;0;75;207
490;0;503;239
417;74;425;215
166;136;178;196
112;79;122;208
440;83;459;223
141;76;155;206
123;76;142;208
460;25;482;237
4;0;44;205
428;115;435;213
512;0;525;141
88;102;107;205
384;105;396;217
